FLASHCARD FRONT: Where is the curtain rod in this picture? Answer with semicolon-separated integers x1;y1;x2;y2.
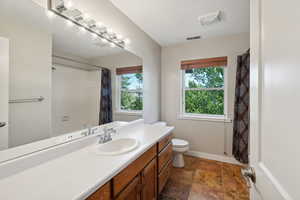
52;54;104;70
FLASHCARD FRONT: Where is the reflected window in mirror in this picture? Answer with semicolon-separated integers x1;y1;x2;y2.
116;66;143;113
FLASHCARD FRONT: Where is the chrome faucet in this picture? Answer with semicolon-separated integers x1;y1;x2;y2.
98;127;117;144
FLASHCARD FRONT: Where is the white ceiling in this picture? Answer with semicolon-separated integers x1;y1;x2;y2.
110;0;250;46
1;0;125;60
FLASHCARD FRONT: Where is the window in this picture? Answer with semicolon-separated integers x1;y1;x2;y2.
180;57;227;119
116;66;143;113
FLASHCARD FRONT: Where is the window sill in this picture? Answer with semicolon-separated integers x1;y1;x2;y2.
114;110;143;116
177;113;232;123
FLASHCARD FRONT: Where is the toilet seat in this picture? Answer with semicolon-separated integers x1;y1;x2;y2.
172;138;189;148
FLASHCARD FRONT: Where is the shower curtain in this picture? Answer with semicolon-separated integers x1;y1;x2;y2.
233;49;250;164
99;68;112;125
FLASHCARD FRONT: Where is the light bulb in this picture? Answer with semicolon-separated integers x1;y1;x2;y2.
116;34;123;39
96;22;103;27
124;38;131;44
65;1;73;9
83;13;90;19
107;28;113;34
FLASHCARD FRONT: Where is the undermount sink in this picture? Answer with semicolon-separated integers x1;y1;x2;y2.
94;138;139;155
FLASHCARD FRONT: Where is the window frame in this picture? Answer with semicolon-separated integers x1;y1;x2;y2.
116;73;143;115
179;66;228;121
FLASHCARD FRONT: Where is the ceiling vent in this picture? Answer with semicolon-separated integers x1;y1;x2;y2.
198;11;221;26
186;35;201;41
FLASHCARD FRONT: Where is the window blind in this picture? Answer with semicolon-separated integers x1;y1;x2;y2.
116;65;143;75
181;56;227;70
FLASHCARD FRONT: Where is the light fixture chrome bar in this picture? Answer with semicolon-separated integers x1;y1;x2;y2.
9;96;45;104
47;0;126;49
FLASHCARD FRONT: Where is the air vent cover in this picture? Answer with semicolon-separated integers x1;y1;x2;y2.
186;35;201;41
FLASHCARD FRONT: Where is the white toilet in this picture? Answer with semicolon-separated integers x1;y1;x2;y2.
171;138;189;168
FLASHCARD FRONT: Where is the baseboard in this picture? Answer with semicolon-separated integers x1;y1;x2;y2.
185;150;243;166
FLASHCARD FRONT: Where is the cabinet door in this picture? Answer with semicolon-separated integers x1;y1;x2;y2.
115;175;142;200
142;158;157;200
86;182;111;200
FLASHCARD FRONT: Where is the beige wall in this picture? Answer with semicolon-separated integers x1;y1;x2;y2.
91;51;143;122
0;13;52;148
161;33;249;156
34;0;162;124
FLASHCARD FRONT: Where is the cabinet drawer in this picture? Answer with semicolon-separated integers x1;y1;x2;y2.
158;143;172;173
158;133;172;153
158;160;172;193
86;182;111;200
113;145;156;197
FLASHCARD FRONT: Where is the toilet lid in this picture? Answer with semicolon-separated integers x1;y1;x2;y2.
172;138;189;148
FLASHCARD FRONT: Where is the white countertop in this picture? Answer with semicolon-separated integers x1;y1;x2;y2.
0;122;174;200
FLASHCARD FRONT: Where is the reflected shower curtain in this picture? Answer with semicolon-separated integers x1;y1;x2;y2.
99;68;112;125
233;49;250;164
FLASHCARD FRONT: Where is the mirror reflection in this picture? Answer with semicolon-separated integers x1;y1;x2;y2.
0;0;143;150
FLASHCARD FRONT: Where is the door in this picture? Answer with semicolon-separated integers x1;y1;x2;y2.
142;158;157;200
249;0;300;199
0;37;9;150
116;175;142;200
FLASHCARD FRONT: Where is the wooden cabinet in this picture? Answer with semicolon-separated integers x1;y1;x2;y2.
86;133;173;200
115;175;142;200
113;146;156;197
86;182;111;200
142;158;157;200
115;157;157;200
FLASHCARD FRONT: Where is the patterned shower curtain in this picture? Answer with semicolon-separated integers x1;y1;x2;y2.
99;68;112;125
233;49;250;164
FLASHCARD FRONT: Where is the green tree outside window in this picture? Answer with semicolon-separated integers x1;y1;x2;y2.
120;73;143;111
184;67;224;115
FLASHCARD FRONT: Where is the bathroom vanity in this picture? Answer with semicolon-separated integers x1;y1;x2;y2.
0;121;174;200
87;132;173;200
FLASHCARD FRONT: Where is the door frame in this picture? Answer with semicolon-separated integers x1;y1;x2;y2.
0;37;9;150
250;0;293;199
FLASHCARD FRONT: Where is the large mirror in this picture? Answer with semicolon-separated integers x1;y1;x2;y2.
0;0;143;151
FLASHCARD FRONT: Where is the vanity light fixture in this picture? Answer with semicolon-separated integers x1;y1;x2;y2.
47;0;129;48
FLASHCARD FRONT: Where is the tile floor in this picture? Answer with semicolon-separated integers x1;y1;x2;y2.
159;155;249;200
